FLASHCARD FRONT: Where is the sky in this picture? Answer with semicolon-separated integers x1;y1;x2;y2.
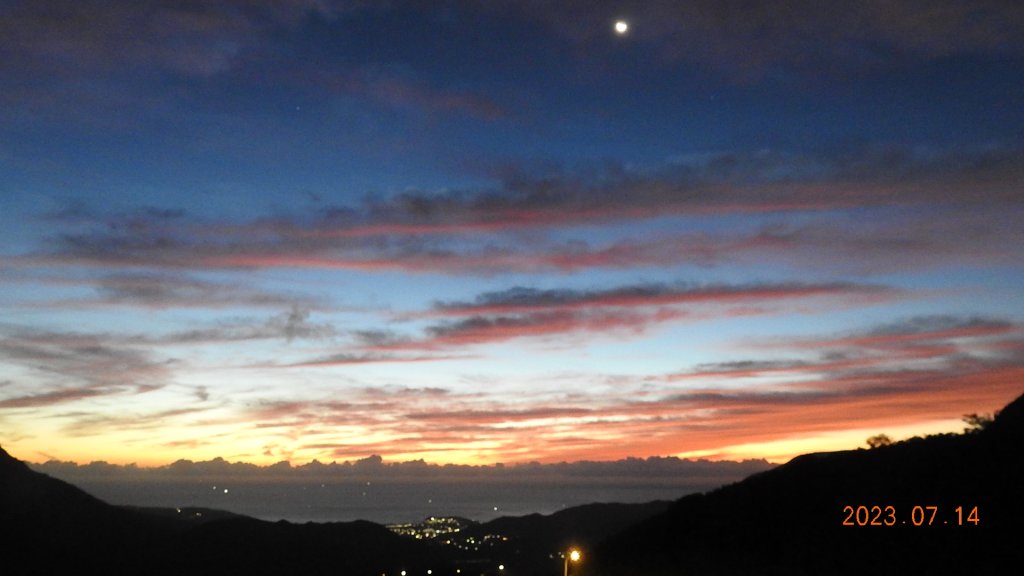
1;0;1023;468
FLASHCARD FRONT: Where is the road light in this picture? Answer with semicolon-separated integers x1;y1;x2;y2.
563;548;582;576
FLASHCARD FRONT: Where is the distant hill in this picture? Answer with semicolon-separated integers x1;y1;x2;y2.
592;392;1024;575
0;443;665;576
0;446;457;575
457;500;672;575
0;444;183;574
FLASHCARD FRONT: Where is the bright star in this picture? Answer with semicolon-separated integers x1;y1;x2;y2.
614;20;629;35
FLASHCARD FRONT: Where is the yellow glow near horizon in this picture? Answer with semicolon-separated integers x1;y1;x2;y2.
3;415;974;468
677;418;965;463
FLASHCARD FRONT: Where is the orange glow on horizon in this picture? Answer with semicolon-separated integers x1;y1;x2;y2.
4;411;993;469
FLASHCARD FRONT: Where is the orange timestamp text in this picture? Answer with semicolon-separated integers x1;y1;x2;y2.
842;505;979;527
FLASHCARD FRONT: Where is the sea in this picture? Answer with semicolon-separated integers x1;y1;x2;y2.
53;476;703;524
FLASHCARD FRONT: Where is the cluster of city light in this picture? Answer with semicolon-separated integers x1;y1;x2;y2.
387;516;467;540
389;566;490;576
379;547;580;576
387;516;510;551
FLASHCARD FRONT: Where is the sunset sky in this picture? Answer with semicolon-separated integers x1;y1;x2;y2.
1;1;1022;467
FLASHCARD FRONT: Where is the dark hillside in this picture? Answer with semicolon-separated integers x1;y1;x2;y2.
0;446;457;575
459;500;671;575
593;392;1024;575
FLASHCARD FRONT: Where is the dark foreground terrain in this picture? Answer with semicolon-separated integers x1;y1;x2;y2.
594;392;1024;575
3;392;1022;575
0;443;664;575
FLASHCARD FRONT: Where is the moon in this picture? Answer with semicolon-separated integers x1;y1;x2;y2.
614;20;629;35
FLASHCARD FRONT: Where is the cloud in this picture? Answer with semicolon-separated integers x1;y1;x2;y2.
334;146;1024;234
351;329;407;347
282;359;1022;464
452;204;1021;274
0;328;171;408
0;387;110;409
0;1;505;122
433;282;893;315
90;273;314;310
15;146;1020;276
0;306;335;412
60;406;214;437
281;352;467;367
282;62;508;120
9;295;334;346
738;207;1024;273
657;314;1024;418
0;1;346;78
415;310;679;349
195;386;210;402
277;306;328;342
770;315;1018;351
25;433;774;514
161;305;335;344
22;212;1018;278
363;281;895;351
676;316;1023;384
0;327;171;389
408;405;593;425
657;365;1021;430
12;316;1015;466
516;313;1019;457
856;315;1014;340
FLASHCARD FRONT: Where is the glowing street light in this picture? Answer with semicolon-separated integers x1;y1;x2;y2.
563;548;582;576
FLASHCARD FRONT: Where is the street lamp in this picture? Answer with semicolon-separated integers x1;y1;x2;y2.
563;548;582;576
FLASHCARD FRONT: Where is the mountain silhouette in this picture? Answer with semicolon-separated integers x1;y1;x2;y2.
0;445;184;574
592;392;1024;575
0;445;457;575
457;500;671;575
0;443;672;575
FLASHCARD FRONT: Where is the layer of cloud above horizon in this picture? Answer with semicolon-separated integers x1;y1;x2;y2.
1;0;1022;467
24;453;776;522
